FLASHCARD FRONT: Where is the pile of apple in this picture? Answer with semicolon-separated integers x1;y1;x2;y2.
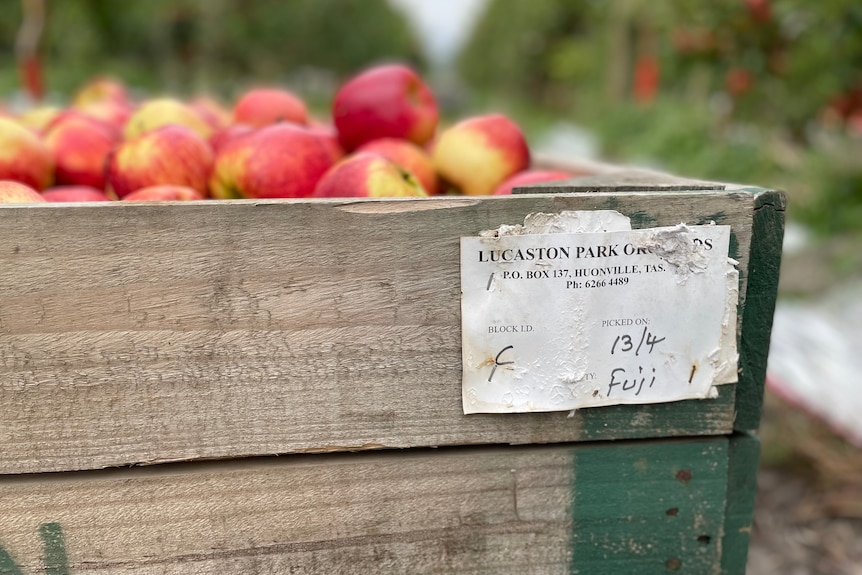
0;63;580;204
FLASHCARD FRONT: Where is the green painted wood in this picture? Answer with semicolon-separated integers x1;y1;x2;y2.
570;437;729;574
734;189;786;431
573;384;734;442
0;524;69;575
721;433;761;575
0;548;24;575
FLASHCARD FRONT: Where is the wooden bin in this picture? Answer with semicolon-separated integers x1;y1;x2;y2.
0;166;784;574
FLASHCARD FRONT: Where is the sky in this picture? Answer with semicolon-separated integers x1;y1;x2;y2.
388;0;489;66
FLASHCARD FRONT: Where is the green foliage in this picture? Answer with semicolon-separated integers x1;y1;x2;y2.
589;98;780;186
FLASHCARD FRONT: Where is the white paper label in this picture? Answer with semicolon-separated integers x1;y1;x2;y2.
460;212;739;414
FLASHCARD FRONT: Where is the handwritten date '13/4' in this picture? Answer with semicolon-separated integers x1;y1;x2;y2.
607;326;666;397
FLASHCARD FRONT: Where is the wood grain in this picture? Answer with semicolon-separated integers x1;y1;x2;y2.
0;439;729;574
0;191;758;473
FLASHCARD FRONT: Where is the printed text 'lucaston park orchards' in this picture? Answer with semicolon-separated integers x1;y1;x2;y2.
476;237;715;289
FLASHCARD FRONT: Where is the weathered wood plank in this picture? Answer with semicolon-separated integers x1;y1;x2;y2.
0;192;755;473
0;439;729;574
515;170;727;193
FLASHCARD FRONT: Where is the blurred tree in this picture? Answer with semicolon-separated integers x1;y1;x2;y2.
459;0;862;234
210;0;425;95
459;0;862;140
458;0;599;110
0;0;425;101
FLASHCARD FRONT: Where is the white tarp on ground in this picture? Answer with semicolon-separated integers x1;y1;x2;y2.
767;280;862;448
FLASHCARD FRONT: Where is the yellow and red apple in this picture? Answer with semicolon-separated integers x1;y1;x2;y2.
75;99;134;133
305;123;345;164
0;180;46;203
107;125;214;198
210;123;334;199
72;76;132;108
122;185;205;201
209;123;255;154
332;64;438;151
123;97;214;140
191;95;232;132
17;106;62;133
312;152;427;198
356;137;439;195
432;114;530;196
491;169;574;195
0;117;54;190
41;185;113;202
43;112;120;190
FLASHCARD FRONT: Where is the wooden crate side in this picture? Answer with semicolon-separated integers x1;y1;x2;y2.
734;190;786;432
0;192;753;473
720;432;761;575
0;438;729;574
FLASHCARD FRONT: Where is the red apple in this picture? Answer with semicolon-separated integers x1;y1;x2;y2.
107;125;214;198
312;152;427;198
305;123;345;163
492;169;574;195
233;87;309;128
432;114;530;196
0;180;46;203
332;64;439;151
0;117;54;190
43;112;120;189
122;185;205;201
210;123;334;199
123;97;214;140
44;109;121;138
41;185;112;202
209;123;256;154
191;95;232;132
356;137;439;195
